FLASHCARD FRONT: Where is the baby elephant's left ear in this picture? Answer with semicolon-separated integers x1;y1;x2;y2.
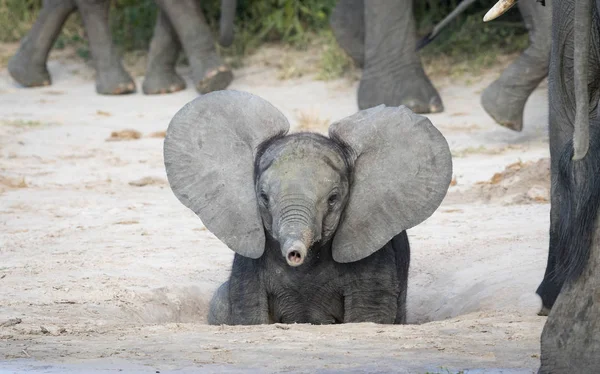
329;105;452;263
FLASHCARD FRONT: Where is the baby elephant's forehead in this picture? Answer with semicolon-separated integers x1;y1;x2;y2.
259;134;347;172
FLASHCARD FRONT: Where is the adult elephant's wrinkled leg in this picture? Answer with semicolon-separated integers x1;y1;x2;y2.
142;10;186;95
481;0;552;132
330;0;364;68
154;0;233;94
358;0;442;113
75;0;135;95
8;0;77;87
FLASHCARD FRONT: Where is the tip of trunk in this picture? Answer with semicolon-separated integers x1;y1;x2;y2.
282;240;307;267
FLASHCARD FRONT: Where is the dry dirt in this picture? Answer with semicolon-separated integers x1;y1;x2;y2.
0;44;552;373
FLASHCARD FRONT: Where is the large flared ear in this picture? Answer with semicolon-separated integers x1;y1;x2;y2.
164;90;290;258
329;105;452;263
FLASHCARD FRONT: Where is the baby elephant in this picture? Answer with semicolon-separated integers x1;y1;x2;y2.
164;90;452;325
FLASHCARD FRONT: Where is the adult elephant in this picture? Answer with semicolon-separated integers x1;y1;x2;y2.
487;0;600;372
330;0;551;126
7;0;236;95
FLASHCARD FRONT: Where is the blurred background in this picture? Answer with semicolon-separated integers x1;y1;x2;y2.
0;0;530;80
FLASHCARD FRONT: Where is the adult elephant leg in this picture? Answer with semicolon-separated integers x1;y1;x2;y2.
358;0;443;113
154;0;233;94
330;0;364;68
8;0;77;87
481;0;552;132
74;0;135;95
142;10;186;95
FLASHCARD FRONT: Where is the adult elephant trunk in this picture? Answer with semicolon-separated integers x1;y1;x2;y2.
274;200;320;267
572;0;592;160
219;0;236;47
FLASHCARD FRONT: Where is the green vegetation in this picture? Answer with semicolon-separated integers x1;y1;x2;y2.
316;30;355;81
0;0;529;79
417;2;528;75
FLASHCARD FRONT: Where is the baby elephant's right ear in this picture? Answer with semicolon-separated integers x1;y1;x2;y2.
164;90;290;258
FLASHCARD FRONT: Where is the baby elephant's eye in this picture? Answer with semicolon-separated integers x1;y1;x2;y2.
327;193;339;207
260;191;269;205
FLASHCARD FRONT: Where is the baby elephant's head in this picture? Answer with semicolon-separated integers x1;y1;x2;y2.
255;134;351;266
164;91;452;266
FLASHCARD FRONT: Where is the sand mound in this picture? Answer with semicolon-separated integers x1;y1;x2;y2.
447;158;550;205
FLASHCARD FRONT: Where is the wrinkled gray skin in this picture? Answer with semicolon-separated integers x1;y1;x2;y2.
487;0;600;372
163;90;452;326
535;0;600;371
330;0;551;127
8;0;235;95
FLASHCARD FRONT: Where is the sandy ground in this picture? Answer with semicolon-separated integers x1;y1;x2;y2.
0;45;552;373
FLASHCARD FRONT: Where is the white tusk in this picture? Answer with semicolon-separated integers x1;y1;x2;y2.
483;0;518;22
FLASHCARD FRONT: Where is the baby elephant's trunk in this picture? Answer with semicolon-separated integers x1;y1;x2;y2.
281;239;308;267
276;206;320;267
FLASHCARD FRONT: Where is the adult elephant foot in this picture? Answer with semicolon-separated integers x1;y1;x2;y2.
75;0;135;95
481;78;530;132
8;51;52;88
359;0;443;113
8;0;77;88
154;0;233;95
142;10;186;95
143;69;186;95
193;62;233;94
95;66;136;95
358;64;443;113
481;0;551;132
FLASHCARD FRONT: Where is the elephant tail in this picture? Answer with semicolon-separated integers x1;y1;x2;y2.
219;0;236;47
553;123;600;285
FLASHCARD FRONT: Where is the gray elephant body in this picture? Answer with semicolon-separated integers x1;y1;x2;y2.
535;0;600;371
207;132;410;325
487;0;600;372
209;226;410;325
163;90;452;327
